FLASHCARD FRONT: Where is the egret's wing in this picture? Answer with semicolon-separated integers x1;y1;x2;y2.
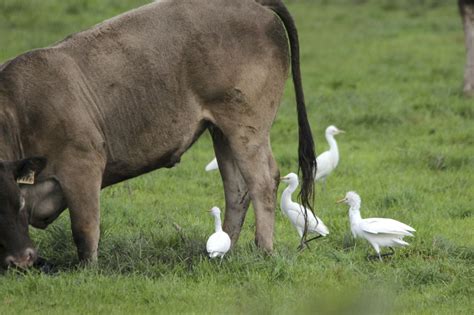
206;232;231;253
286;205;328;236
361;218;415;236
205;158;219;171
315;151;331;180
285;207;305;227
314;215;330;236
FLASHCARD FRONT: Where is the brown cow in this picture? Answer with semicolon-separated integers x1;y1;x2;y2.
0;0;316;268
459;0;474;96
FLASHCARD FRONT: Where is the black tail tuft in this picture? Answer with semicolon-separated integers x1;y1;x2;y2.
259;0;317;239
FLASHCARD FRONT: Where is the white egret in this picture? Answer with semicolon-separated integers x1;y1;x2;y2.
206;207;231;259
205;158;218;172
280;173;329;249
315;125;344;188
337;191;416;261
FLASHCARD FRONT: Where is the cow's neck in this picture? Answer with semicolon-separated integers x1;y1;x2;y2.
0;94;22;161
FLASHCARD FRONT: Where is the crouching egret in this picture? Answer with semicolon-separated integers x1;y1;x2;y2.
315;125;344;188
280;173;329;249
337;191;416;261
205;158;218;171
206;207;231;259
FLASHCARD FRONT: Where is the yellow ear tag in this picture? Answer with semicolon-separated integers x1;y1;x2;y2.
16;170;35;185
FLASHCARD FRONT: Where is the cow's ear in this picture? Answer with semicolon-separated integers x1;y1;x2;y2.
14;157;47;185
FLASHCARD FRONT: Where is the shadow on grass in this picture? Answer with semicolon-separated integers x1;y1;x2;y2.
35;220;211;275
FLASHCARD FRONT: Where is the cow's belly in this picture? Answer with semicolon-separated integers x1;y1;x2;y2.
101;109;207;187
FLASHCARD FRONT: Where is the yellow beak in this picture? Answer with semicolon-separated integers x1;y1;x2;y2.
336;198;346;204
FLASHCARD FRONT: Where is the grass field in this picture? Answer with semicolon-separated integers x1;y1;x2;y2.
1;0;473;314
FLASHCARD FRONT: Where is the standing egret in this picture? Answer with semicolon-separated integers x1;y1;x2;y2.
206;207;231;259
315;125;344;188
205;158;219;172
280;173;329;249
337;191;416;261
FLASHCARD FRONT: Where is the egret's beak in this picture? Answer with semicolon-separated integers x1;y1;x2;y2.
206;209;212;212
280;177;288;180
336;198;346;204
337;129;345;134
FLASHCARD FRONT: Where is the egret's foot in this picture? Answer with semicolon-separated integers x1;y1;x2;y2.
297;235;324;251
297;240;309;251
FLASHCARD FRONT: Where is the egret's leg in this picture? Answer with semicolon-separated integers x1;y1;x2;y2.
297;241;304;251
296;229;306;250
210;127;251;247
305;235;323;244
375;244;383;261
367;253;378;261
380;247;395;258
297;241;308;251
367;243;383;261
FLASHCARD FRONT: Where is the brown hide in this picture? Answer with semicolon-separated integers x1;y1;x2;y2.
0;0;315;264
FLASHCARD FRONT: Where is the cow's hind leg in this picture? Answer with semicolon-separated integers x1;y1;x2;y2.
224;131;279;252
209;127;251;246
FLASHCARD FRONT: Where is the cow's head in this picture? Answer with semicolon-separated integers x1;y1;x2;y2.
0;157;46;269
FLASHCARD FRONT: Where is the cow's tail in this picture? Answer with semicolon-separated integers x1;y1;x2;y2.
257;0;317;237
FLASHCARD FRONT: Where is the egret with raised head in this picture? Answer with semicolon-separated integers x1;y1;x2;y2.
315;125;344;188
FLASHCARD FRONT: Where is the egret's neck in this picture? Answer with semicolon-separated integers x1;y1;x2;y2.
348;203;362;225
281;182;298;211
213;214;223;232
326;133;339;159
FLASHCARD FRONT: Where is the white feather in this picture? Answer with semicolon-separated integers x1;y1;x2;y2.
205;158;219;172
280;173;329;239
340;191;416;260
206;207;231;258
315;125;344;182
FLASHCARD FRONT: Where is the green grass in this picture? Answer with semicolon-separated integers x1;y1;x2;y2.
1;0;473;314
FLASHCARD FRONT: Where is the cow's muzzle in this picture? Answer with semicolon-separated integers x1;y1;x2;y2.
5;248;37;269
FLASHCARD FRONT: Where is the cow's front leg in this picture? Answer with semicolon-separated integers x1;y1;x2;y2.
69;185;101;262
57;156;105;262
